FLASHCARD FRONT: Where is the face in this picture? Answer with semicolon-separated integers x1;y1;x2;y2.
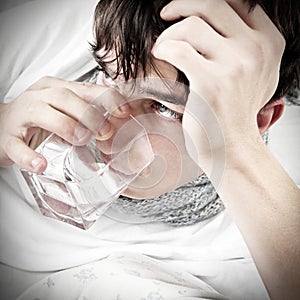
96;59;202;199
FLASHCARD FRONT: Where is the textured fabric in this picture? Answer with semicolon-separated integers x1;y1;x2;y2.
115;174;224;226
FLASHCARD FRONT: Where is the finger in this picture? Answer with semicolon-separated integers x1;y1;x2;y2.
30;76;131;117
25;101;93;145
25;88;115;140
5;136;47;173
152;39;211;85
63;81;131;118
160;0;249;37
37;87;110;135
21;89;116;143
244;4;285;48
90;87;132;119
227;1;282;34
155;16;226;59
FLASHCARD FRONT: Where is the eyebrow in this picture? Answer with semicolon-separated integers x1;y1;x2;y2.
97;65;188;106
140;86;187;107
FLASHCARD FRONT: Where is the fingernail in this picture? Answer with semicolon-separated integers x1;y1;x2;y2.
31;157;43;170
112;103;130;116
161;6;168;16
99;120;111;135
151;42;157;55
139;165;151;178
95;121;114;140
75;124;90;141
119;102;130;113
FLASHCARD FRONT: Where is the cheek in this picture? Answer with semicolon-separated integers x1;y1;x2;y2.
100;113;201;199
123;132;201;199
123;134;182;198
149;134;183;188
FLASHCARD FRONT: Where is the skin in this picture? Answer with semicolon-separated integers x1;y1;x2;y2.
0;77;131;171
0;0;299;298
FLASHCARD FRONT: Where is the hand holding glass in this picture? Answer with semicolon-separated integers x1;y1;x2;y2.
20;114;154;229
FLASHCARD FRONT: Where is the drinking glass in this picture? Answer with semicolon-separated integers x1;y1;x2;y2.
20;115;154;229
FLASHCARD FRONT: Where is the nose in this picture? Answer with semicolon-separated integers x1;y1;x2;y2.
95;115;132;154
95;115;154;179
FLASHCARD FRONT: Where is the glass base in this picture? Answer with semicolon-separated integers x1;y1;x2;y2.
21;170;110;229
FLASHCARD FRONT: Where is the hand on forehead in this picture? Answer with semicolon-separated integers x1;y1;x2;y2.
159;0;281;38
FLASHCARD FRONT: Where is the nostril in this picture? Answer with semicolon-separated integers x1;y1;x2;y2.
138;165;152;178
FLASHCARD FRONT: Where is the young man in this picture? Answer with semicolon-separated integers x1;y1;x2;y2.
91;2;300;298
0;0;299;299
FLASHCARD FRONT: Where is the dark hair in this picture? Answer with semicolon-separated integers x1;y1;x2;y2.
246;0;300;102
91;0;299;102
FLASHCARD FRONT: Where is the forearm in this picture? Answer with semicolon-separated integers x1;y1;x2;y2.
216;137;300;299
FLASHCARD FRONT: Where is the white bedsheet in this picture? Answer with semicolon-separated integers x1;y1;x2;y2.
0;0;98;103
0;166;269;300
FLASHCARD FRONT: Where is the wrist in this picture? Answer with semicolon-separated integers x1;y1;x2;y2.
223;131;267;171
195;129;264;185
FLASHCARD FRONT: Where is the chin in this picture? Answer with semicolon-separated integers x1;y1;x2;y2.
120;166;202;200
121;186;166;200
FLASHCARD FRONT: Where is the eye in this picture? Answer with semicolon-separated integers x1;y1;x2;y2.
104;72;115;84
152;102;183;121
99;70;116;87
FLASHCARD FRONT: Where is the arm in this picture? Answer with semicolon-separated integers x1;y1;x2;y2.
218;133;300;299
153;0;300;298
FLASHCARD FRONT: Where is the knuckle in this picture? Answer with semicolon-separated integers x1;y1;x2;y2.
217;62;248;87
57;120;91;144
21;89;35;101
24;101;36;117
252;31;285;62
77;81;96;89
166;41;191;61
3;137;12;153
250;40;265;60
273;33;286;55
19;155;31;169
183;16;200;30
235;57;257;77
4;138;29;167
35;75;55;87
201;0;220;14
40;75;55;82
279;34;286;50
57;121;76;141
101;88;124;110
50;86;73;99
101;87;124;106
176;16;203;39
199;0;210;11
22;91;41;115
104;86;120;98
29;76;65;90
240;37;265;67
